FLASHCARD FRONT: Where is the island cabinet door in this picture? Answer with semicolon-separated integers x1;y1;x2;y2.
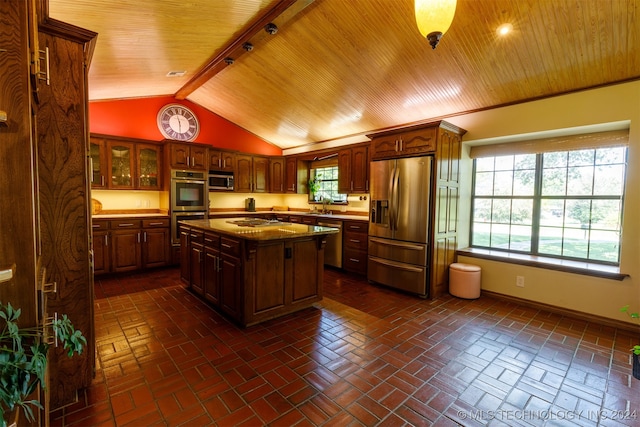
252;242;287;316
289;238;322;302
190;240;204;296
179;228;190;284
220;252;242;320
203;232;221;305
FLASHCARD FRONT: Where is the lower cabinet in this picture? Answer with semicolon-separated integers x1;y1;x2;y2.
343;220;368;275
93;217;170;275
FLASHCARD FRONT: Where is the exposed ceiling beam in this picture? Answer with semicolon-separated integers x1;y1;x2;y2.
175;0;315;100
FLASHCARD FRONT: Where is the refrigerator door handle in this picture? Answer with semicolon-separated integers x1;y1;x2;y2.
388;165;396;230
392;165;400;231
369;237;425;251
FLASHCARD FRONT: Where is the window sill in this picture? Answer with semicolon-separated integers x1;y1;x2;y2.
456;247;629;281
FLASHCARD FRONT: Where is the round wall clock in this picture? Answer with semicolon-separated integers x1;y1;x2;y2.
157;104;200;141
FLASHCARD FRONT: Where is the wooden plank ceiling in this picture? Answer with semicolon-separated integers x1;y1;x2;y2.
48;0;640;149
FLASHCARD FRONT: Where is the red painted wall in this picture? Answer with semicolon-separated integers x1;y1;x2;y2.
89;96;282;156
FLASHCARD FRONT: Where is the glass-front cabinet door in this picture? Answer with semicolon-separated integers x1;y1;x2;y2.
89;137;107;188
108;141;134;188
137;144;161;190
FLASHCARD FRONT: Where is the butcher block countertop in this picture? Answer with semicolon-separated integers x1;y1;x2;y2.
179;218;339;241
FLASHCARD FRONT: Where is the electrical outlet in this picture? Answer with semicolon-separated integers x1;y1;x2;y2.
516;276;525;287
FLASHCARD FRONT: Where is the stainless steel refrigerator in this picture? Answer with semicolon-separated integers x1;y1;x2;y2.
368;156;432;297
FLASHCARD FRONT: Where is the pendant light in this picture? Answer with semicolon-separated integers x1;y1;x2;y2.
415;0;457;49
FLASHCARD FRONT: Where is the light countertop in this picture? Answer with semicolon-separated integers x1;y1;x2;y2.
208;210;368;222
180;218;339;241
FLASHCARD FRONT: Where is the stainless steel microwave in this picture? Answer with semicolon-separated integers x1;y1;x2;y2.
209;171;234;191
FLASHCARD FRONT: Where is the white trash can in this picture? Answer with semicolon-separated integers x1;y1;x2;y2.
449;263;481;299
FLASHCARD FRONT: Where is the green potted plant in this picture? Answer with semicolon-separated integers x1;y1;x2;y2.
308;178;321;201
620;305;640;380
0;302;86;426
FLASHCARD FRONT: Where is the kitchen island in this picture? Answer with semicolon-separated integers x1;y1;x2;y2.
179;218;339;327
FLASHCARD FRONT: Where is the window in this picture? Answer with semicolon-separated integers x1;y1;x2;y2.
471;146;627;264
309;166;347;203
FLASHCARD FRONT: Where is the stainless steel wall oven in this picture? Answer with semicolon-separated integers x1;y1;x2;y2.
170;170;207;244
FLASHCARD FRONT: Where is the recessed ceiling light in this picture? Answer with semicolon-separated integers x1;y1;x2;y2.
496;23;513;36
166;70;186;77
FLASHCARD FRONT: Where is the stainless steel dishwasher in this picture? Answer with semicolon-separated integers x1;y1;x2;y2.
317;220;343;268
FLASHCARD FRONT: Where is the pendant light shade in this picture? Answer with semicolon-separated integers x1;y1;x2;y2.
415;0;457;49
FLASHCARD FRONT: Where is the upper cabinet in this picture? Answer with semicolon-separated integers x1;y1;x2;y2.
236;154;268;193
338;144;369;193
108;141;135;188
269;157;285;193
91;135;162;190
167;141;207;171
369;126;437;160
209;149;235;172
90;138;108;188
137;144;162;189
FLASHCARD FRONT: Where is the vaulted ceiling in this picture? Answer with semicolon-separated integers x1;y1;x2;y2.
48;0;640;149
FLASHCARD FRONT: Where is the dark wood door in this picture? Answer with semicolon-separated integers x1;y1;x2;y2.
235;154;253;192
142;227;169;268
338;149;352;193
37;22;97;409
190;241;204;296
351;145;369;192
253;156;269;193
269;157;285;193
220;253;242;320
170;143;190;169
111;229;142;272
285;157;298;193
92;231;110;275
204;247;220;305
204;233;220;304
107;140;135;188
89;137;108;188
209;149;235;172
136;143;162;190
180;228;190;284
189;145;208;170
401;127;437;156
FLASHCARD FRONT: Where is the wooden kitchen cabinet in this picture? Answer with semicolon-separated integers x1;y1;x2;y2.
203;233;221;305
219;237;243;319
142;218;170;267
343;220;368;275
92;220;111;275
338;144;369;193
91;135;162;190
269;157;285;193
108;141;135;188
367;121;466;297
209;149;235;172
94;217;170;275
285;156;309;194
369;125;437;160
137;144;162;190
236;154;268;193
167;141;208;170
110;219;143;272
90;137;108;188
189;229;205;296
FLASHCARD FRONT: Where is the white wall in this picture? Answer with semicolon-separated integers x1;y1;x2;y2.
444;81;640;325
